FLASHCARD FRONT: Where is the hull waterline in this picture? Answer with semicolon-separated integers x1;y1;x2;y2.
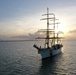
38;47;62;59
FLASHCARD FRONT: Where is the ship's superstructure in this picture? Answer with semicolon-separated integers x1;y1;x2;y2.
33;8;63;59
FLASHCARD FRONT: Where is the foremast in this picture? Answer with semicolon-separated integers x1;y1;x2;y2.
43;8;50;48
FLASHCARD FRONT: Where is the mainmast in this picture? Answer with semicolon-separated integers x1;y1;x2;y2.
53;14;55;45
41;8;50;48
40;8;56;48
47;8;50;48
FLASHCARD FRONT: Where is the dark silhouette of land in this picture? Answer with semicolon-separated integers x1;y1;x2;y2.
0;40;39;42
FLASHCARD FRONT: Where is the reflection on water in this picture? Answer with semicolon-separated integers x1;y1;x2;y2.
39;52;65;75
0;40;76;75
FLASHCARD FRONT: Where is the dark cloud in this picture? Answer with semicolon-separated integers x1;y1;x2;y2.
12;31;44;40
69;30;76;34
0;31;46;40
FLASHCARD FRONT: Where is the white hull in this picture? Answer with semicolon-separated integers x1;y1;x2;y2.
38;48;61;59
52;48;61;56
38;48;50;59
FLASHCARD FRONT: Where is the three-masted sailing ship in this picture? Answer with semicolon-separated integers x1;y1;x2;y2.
33;8;63;59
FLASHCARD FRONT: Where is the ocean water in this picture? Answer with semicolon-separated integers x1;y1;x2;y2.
0;40;76;75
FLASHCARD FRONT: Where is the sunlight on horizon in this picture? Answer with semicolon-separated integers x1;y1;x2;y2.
58;24;68;33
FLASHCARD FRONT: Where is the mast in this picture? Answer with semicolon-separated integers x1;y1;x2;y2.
40;8;56;48
41;8;50;48
56;22;59;44
47;8;50;48
53;14;55;45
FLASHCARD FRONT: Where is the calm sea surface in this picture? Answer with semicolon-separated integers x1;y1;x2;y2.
0;40;76;75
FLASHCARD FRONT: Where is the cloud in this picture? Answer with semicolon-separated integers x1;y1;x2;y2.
0;31;40;40
69;30;76;34
11;29;48;40
64;29;76;40
0;35;12;40
11;31;45;40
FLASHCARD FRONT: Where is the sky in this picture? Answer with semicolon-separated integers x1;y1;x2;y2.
0;0;76;40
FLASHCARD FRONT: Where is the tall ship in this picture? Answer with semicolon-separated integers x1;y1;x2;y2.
33;8;63;59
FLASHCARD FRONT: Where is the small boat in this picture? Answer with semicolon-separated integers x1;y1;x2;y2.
33;8;63;59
